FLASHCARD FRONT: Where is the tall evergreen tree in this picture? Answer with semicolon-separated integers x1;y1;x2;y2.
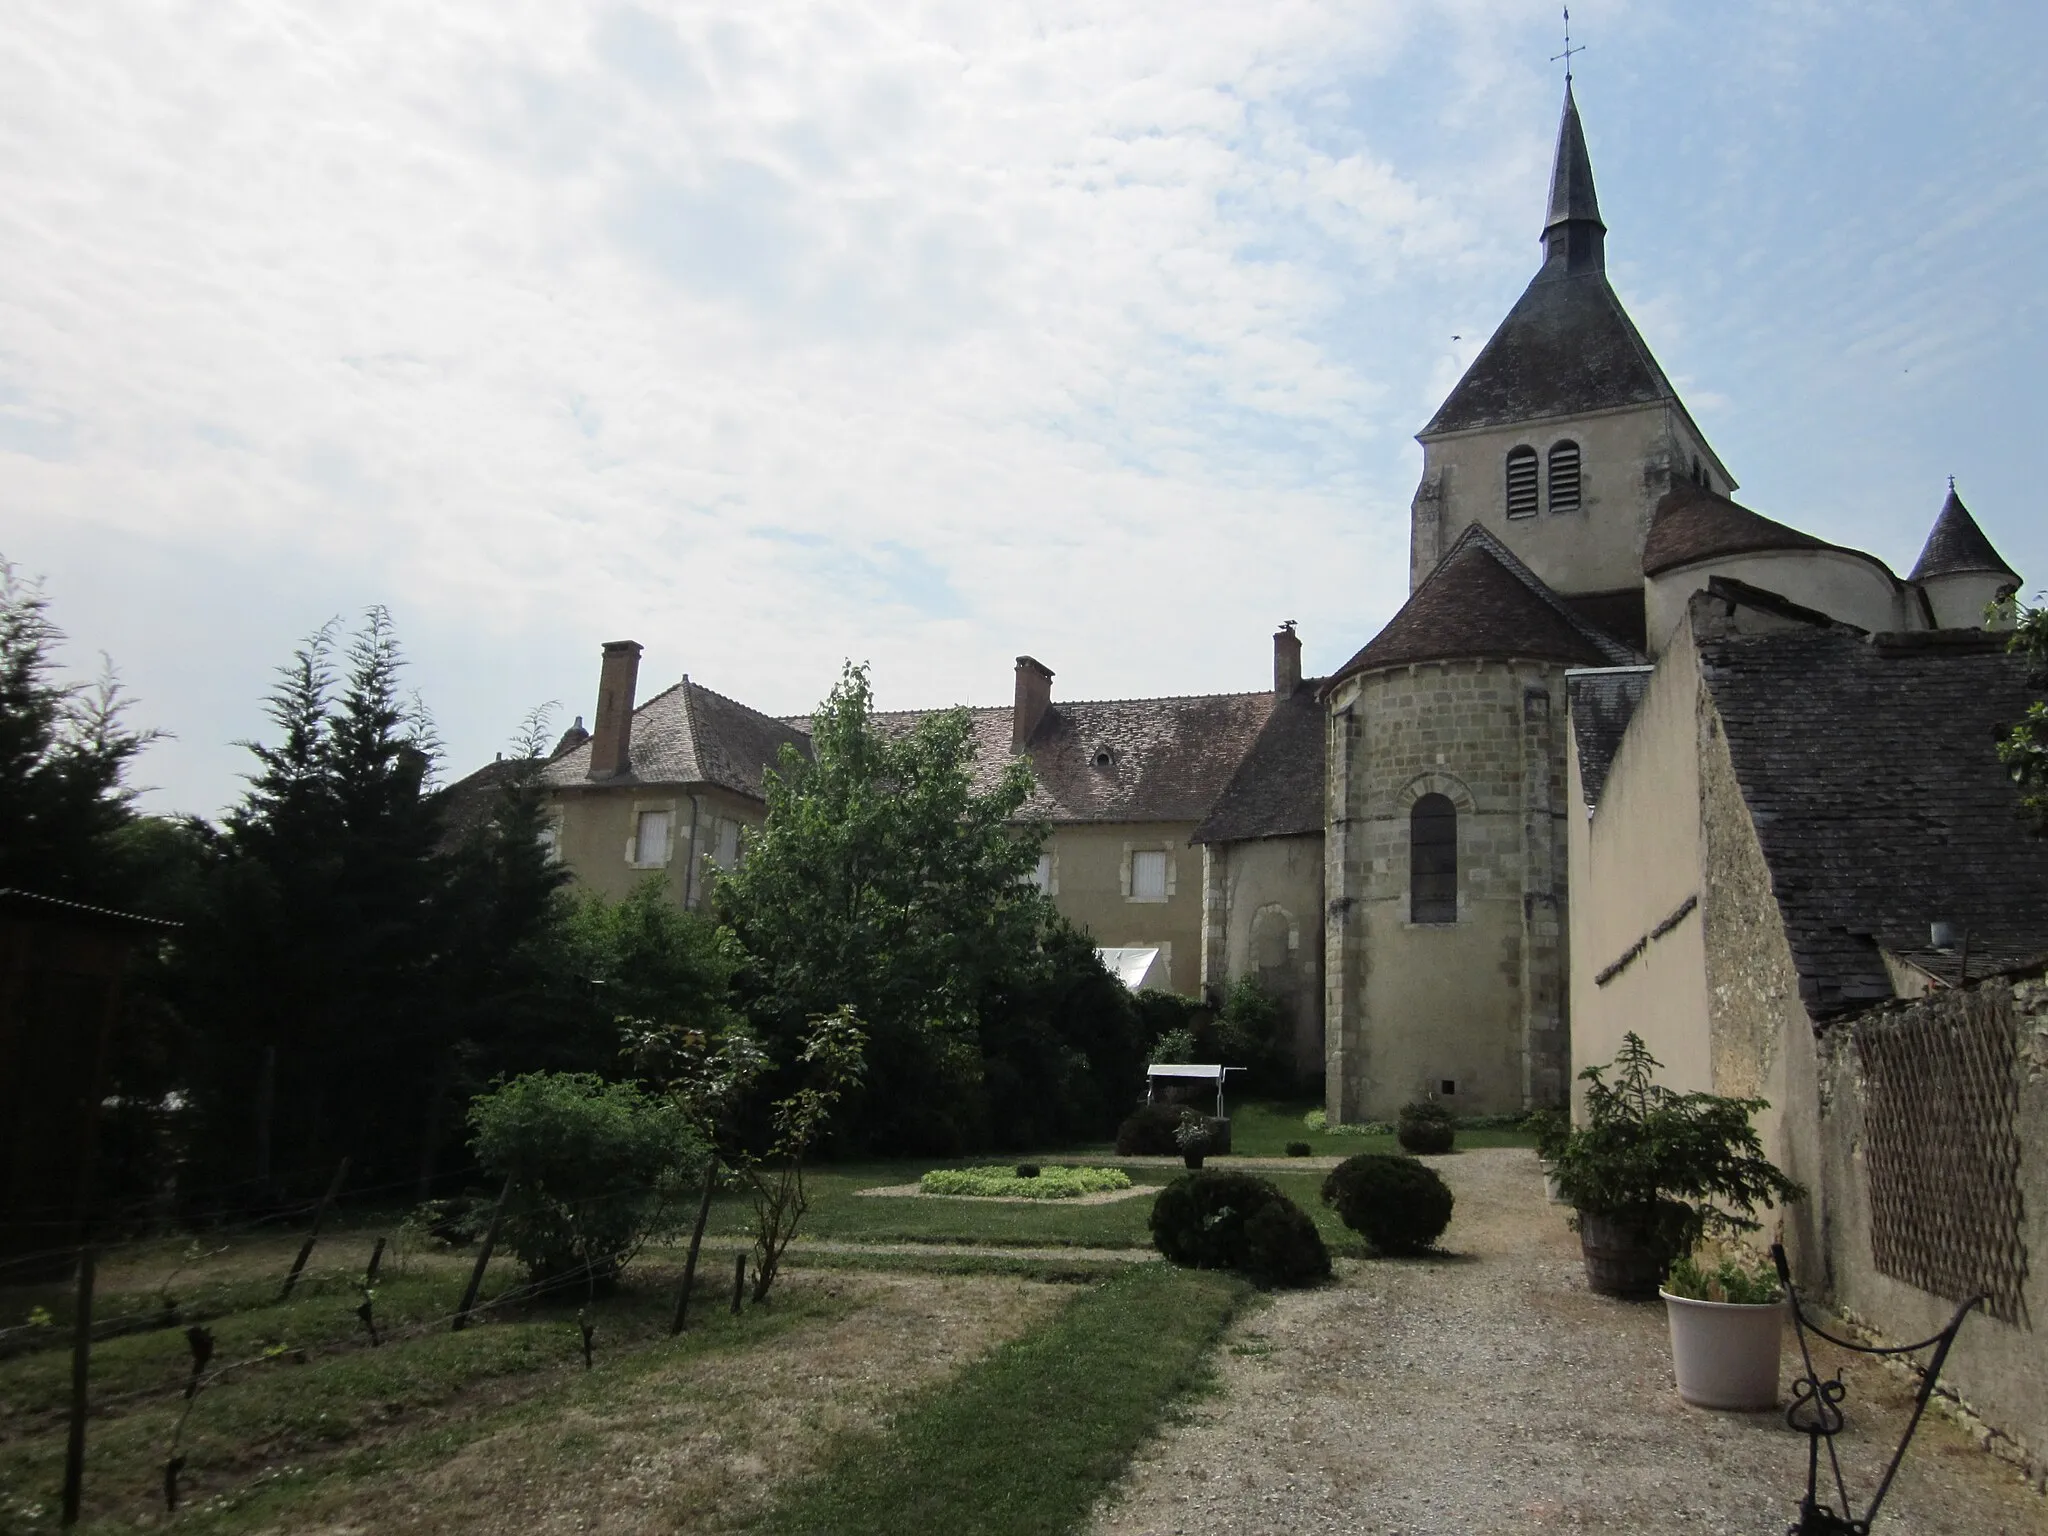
0;557;157;899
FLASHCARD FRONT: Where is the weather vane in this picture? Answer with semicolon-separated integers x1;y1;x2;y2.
1552;7;1585;84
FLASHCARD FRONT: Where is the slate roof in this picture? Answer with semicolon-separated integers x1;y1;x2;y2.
433;757;532;848
543;677;812;799
871;692;1276;827
1561;588;1648;655
1544;83;1604;237
1565;666;1654;809
1700;625;2048;1019
1421;269;1677;438
1642;484;1843;578
1329;524;1638;687
1191;682;1327;844
1908;486;2020;583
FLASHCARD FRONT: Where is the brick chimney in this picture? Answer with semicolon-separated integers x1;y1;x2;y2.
587;640;643;779
1013;656;1053;749
1273;621;1301;698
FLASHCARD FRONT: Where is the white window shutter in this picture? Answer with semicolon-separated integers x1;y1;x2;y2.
1165;855;1177;897
1120;844;1132;896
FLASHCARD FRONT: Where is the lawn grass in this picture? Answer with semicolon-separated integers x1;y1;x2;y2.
0;1253;850;1533
1224;1099;1539;1157
765;1264;1252;1536
725;1165;1368;1258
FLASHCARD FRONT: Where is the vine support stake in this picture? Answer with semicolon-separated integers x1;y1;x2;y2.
452;1176;513;1333
60;1246;94;1528
729;1252;746;1316
364;1235;386;1288
671;1153;719;1335
280;1156;350;1300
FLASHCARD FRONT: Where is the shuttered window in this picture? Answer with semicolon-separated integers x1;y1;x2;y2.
1410;794;1457;923
1548;440;1582;512
1505;447;1539;518
1131;849;1168;901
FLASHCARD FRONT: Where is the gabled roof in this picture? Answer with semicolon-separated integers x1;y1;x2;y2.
872;692;1275;827
1329;524;1637;687
543;677;812;799
1191;681;1327;845
1642;484;1841;578
1700;625;2048;1018
1565;666;1654;809
1908;486;2019;583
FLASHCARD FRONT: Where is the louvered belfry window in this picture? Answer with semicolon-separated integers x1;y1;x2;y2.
1548;440;1582;512
1410;794;1458;923
1505;447;1539;518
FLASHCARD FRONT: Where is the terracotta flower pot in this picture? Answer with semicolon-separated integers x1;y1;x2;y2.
1661;1291;1785;1409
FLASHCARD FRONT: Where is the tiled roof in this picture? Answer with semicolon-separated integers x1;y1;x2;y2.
433;757;532;848
1421;268;1676;437
1192;682;1327;844
1701;624;2048;1019
1560;588;1648;654
1642;485;1839;578
872;691;1276;827
1565;666;1654;809
1908;487;2019;583
543;677;812;800
1329;524;1636;686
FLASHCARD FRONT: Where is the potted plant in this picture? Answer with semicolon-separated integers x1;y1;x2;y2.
1659;1245;1787;1410
1174;1111;1221;1170
1546;1034;1805;1298
1396;1098;1456;1154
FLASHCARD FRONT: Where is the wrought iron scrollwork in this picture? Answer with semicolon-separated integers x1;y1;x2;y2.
1772;1243;1980;1534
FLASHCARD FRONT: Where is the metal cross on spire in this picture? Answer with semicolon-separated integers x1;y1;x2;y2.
1552;7;1586;84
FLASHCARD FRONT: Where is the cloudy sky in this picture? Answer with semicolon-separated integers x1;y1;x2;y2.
3;1;2043;817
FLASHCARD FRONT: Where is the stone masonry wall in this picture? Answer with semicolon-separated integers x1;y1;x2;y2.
1325;657;1572;1121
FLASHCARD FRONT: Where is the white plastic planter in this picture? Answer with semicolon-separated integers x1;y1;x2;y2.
1660;1290;1786;1410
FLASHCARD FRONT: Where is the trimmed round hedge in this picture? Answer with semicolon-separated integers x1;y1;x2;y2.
1320;1154;1454;1254
1396;1099;1456;1155
1115;1102;1184;1156
1149;1171;1331;1289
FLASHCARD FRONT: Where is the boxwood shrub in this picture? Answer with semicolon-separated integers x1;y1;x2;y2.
1320;1154;1454;1255
1114;1102;1184;1156
1396;1099;1456;1155
1149;1171;1330;1288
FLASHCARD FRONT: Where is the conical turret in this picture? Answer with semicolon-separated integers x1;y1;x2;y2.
1542;83;1606;273
1910;483;2020;628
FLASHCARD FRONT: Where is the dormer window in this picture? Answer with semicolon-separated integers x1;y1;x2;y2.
1547;441;1581;512
1092;747;1115;769
1505;447;1539;518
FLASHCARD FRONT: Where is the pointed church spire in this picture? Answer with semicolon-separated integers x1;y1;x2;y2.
1542;84;1606;273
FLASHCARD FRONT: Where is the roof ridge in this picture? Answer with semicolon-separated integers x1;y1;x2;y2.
682;675;811;735
1445;523;1641;663
872;690;1271;718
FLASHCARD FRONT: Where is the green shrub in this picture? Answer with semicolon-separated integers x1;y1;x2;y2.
1148;1171;1330;1288
1396;1099;1455;1155
1664;1246;1784;1305
467;1072;700;1292
1147;1026;1199;1065
1320;1154;1454;1255
1115;1102;1184;1156
1014;1163;1040;1179
1172;1112;1224;1163
1285;1140;1312;1158
920;1166;1131;1199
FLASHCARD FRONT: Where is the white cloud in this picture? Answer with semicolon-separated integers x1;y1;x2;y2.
4;1;2041;814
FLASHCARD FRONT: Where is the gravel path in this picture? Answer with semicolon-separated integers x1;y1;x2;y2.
1090;1148;2046;1536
